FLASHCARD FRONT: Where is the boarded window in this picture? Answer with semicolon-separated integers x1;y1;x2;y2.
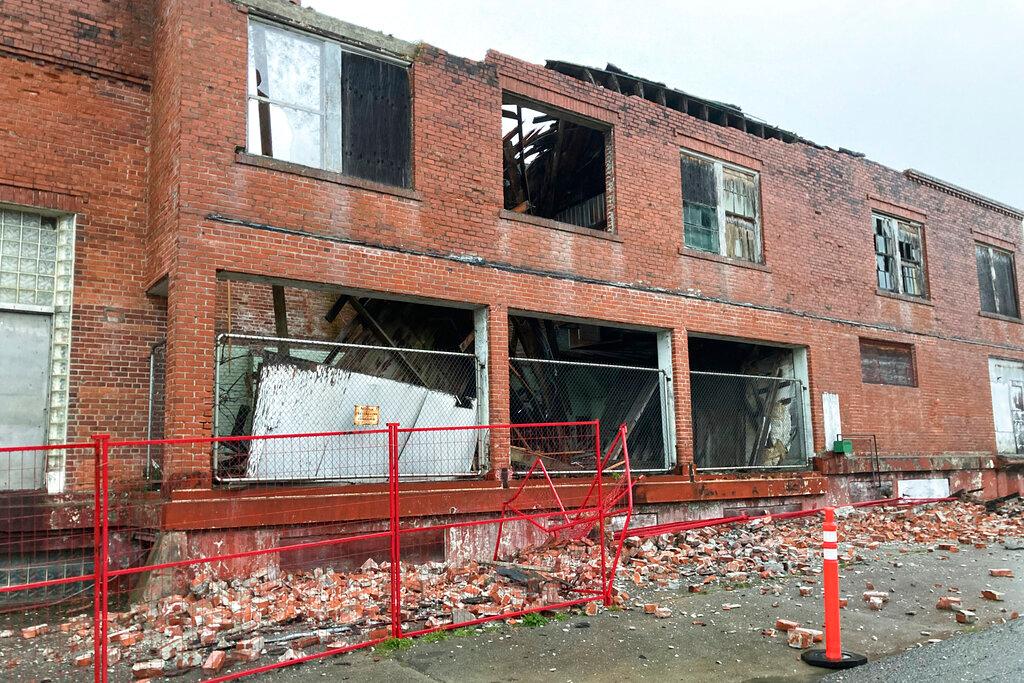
247;20;412;187
860;339;916;386
681;151;761;263
341;53;412;188
501;97;608;230
873;214;925;297
977;243;1019;318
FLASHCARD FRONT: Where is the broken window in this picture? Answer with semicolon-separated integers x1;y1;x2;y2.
976;243;1019;318
502;96;608;230
247;20;412;187
859;339;916;387
687;336;808;470
681;151;761;262
873;214;925;297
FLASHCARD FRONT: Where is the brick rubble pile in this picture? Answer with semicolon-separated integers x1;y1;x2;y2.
4;499;1023;676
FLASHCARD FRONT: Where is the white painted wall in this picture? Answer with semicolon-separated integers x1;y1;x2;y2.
822;392;842;452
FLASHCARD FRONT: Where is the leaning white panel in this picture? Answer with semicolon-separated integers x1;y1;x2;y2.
246;362;475;482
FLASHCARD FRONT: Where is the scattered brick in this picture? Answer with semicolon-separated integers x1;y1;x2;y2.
956;609;978;625
21;624;48;639
775;619;800;631
202;650;226;672
132;660;164;679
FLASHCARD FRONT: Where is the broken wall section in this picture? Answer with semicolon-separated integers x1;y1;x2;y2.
508;315;671;472
214;277;484;482
688;336;809;470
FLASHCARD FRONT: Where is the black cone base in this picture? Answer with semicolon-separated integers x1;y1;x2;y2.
801;649;868;669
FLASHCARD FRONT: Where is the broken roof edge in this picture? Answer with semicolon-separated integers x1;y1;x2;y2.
546;60;811;147
234;0;419;62
904;169;1024;220
548;60;1022;219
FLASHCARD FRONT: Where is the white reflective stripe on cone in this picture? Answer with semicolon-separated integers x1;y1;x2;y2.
823;530;838;543
824;548;838;561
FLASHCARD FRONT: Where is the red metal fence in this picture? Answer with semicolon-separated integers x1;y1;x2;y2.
0;421;634;682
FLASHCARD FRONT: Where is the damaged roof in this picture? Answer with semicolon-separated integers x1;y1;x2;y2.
546;61;809;145
547;61;1024;217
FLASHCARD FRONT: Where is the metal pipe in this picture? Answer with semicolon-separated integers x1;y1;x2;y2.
216;332;475;358
690;370;798;382
511;356;662;372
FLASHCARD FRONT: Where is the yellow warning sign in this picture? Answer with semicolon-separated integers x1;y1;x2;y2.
353;404;381;426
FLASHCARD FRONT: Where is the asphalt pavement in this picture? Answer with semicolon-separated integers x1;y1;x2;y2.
823;617;1024;683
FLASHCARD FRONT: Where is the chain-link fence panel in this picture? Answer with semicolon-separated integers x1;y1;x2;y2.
690;371;808;470
509;358;670;473
215;334;481;482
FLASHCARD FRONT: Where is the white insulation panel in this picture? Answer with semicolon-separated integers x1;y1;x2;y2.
246;362;476;481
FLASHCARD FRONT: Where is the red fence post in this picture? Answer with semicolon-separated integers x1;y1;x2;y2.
594;422;610;606
91;434;111;683
801;507;866;670
387;423;402;639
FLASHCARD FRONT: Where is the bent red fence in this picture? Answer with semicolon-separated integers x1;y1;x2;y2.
0;421;633;681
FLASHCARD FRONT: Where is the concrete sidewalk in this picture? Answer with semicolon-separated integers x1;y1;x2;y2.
261;543;1024;682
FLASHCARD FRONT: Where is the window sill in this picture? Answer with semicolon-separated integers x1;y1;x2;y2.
499;209;622;242
678;247;771;272
875;289;933;307
236;152;421;202
979;310;1023;325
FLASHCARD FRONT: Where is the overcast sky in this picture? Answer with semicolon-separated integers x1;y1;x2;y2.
307;0;1024;209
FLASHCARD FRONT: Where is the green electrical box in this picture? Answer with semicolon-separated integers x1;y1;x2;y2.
832;439;853;454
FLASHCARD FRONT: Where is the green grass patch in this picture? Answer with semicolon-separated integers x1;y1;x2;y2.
374;637;414;656
519;612;550;627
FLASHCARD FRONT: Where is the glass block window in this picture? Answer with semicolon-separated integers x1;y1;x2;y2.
0;207;75;483
0;211;59;308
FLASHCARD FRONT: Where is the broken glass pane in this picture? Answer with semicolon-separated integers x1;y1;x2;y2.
724;215;757;261
722;167;757;219
873;217;898;292
901;264;923;296
991;248;1019;317
977;244;998;314
248;23;322;110
247;100;321;168
680;154;717;206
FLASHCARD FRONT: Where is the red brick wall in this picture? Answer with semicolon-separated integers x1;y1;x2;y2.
0;0;152;82
6;0;1024;491
0;2;162;489
153;0;1023;488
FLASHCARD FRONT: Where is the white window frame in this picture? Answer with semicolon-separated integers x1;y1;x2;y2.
246;19;412;176
873;212;926;298
680;149;762;263
247;19;342;171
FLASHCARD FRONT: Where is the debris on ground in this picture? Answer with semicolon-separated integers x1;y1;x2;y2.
2;499;1022;678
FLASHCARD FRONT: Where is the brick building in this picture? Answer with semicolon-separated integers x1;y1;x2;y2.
2;0;1023;552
